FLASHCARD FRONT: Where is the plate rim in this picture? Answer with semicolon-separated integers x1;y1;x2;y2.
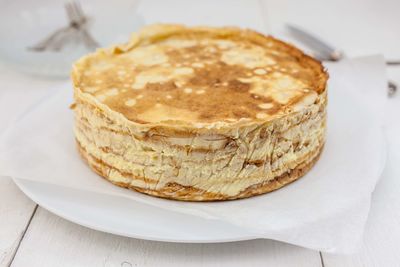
12;125;386;243
13;177;260;243
8;80;388;244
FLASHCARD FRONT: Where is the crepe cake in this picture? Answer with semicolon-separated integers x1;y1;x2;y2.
71;24;328;201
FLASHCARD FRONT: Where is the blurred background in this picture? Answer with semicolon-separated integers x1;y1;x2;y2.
0;0;399;78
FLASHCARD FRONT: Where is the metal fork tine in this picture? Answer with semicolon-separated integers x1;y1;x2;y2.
30;3;73;51
65;3;74;22
71;1;99;49
74;1;84;20
29;1;100;52
71;2;79;23
74;1;84;23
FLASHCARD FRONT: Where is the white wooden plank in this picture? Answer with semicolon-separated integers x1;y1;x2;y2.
321;70;400;266
262;0;400;264
0;178;36;267
0;62;59;267
323;163;400;266
11;207;322;267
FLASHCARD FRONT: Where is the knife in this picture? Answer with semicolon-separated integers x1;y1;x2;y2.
286;24;344;61
286;24;397;97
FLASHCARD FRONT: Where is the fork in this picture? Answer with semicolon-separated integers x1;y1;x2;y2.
65;1;99;49
28;1;99;52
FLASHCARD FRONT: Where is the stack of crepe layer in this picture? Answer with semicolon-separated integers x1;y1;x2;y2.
72;24;328;201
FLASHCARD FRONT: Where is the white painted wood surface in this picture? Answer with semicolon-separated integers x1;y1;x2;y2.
1;0;400;266
0;179;36;267
322;71;400;266
10;207;322;267
0;56;61;267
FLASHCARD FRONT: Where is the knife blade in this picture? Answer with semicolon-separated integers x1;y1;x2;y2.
286;24;397;97
286;24;343;61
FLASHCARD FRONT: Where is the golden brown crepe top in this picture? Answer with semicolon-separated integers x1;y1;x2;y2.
72;24;328;125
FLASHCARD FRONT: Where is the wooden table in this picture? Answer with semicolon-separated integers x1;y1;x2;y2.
1;1;400;266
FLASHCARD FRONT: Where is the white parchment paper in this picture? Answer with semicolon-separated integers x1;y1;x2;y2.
0;56;388;253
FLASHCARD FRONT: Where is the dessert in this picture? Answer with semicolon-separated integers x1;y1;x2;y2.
71;24;328;201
